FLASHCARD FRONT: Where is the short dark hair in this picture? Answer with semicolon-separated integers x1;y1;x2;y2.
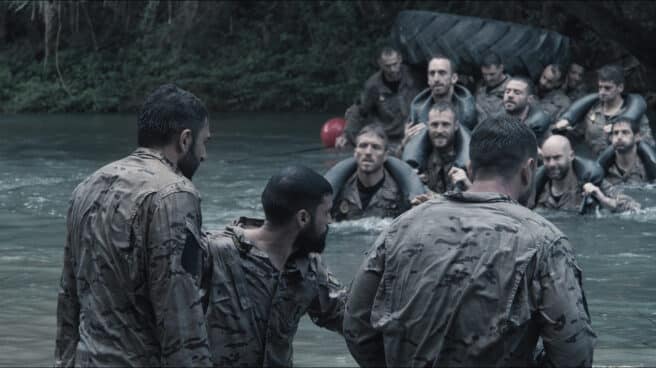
356;123;389;149
508;75;535;96
610;116;640;134
261;165;333;226
480;51;502;67
429;54;457;74
137;84;208;148
597;64;624;85
379;47;400;60
469;116;538;180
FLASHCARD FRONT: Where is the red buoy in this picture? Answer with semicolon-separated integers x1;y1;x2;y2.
320;117;346;148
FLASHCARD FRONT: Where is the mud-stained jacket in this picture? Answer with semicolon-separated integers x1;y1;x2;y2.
333;169;407;221
344;191;595;367
205;218;346;367
576;101;654;156
605;157;648;185
537;89;571;120
55;148;211;367
475;74;510;124
344;65;422;145
535;178;640;213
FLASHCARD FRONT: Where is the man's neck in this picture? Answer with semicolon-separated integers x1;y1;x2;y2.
507;105;530;122
550;167;578;196
242;222;297;271
602;96;624;114
357;168;385;187
432;87;454;104
615;145;639;172
468;178;517;200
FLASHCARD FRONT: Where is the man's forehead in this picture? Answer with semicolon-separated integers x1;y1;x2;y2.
428;58;452;72
428;108;455;122
380;53;401;64
599;79;619;87
612;121;632;131
356;132;384;144
506;80;528;91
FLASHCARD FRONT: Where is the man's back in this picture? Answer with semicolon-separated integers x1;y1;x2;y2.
56;148;210;367
344;191;595;367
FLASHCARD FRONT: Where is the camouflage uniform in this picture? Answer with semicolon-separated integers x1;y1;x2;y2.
537;89;571;120
535;178;640;213
577;101;654;156
605;158;648;185
475;74;510;124
205;218;346;367
424;148;457;194
344;191;596;367
344;65;422;146
55;148;211;367
333;169;407;221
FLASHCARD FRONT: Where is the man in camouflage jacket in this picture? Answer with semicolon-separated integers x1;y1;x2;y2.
55;84;213;367
344;116;595;367
205;166;346;367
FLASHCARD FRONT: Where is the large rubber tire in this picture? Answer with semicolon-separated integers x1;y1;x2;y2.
324;157;427;203
391;10;570;80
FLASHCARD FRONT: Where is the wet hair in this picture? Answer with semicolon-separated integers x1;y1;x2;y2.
356;123;389;149
597;64;624;85
429;100;457;118
480;51;503;67
508;75;535;96
379;47;400;60
261;165;333;226
428;53;457;74
469;116;538;180
610;116;640;134
137;84;208;148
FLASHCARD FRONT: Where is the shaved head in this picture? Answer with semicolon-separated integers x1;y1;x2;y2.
541;135;574;181
541;134;573;156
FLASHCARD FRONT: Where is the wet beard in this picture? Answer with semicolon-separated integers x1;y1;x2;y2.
293;225;328;255
615;141;635;155
178;147;200;180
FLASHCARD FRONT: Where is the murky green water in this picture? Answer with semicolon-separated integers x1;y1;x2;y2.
0;114;654;366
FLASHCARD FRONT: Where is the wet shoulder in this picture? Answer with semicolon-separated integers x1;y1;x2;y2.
387;194;565;249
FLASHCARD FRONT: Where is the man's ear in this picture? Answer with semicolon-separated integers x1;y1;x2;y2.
296;209;311;229
527;95;537;105
618;83;625;94
521;158;535;186
454;120;460;132
179;128;193;154
452;72;459;85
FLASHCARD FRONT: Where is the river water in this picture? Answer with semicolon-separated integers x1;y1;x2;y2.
0;114;654;366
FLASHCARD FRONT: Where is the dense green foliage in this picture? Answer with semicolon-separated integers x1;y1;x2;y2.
1;1;654;113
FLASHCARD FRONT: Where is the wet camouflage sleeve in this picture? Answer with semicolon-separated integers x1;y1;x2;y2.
343;231;387;367
599;180;641;212
533;237;596;367
306;255;347;333
147;191;211;367
55;204;80;367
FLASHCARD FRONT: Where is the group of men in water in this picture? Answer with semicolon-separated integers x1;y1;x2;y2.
54;44;655;367
333;47;653;220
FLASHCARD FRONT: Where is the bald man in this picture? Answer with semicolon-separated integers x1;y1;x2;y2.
533;135;640;212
